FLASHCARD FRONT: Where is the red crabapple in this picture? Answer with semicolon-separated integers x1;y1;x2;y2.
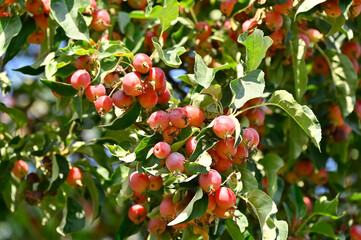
131;191;147;203
199;169;222;193
220;0;237;17
85;84;106;102
242;18;258;33
12;160;29;179
213;157;232;173
33;14;49;31
75;55;93;72
160;197;176;219
321;0;342;18
328;104;344;126
133;53;152;74
215;187;236;209
208;149;221;167
90;0;97;9
153;142;171;159
127;0;147;10
122;72;144;96
95;95;113;114
313;56;329;77
350;225;361;240
247;108;265;127
129;171;149;193
71;70;91;91
303;196;313;213
212;116;235;139
157;89;171;105
311;169;328;185
148;217;167;235
163;126;180;144
185;136;197;156
352;59;360;74
270;29;284;48
128;204;147;224
149;110;169;132
148;175;163;191
26;0;45;15
195;21;212;40
295;162;314;176
215;138;237;159
27;29;46;44
169;108;191;129
112;90;132;109
166;152;185;173
138;90;158;109
247;128;260;149
241;128;255;148
274;0;293;15
213;206;234;219
145;67;165;91
265;11;283;31
91;9;110;31
42;0;50;14
349;0;361;19
207;194;216;211
66;167;83;186
183;105;204;127
104;72;119;84
305;29;323;43
298;33;310;48
232;144;248;164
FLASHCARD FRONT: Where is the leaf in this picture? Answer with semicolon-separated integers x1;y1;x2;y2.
48;155;70;193
116;207;141;240
101;102;141;130
51;0;90;42
41;79;78;97
83;173;105;220
152;37;186;68
194;54;216;89
295;0;327;18
57;198;85;234
168;187;207;226
0;16;22;57
274;220;288;240
266;90;322;150
237;29;273;72
326;51;358;117
226;210;248;240
147;0;179;32
184;151;212;174
289;120;308;165
313;194;343;219
98;43;133;59
259;153;284;199
171;127;199;152
230;69;265;109
325;15;346;37
0;103;27;128
105;144;129;158
288;184;307;220
237;165;258;193
93;57;119;85
229;115;242;147
118;12;131;34
309;222;337;239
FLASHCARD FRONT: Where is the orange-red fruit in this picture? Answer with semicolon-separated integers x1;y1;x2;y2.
270;29;284;48
157;89;171;105
26;0;45;15
328;104;344;126
247;108;265;127
160;197;176;219
215;187;236;209
169;108;191;129
295;161;314;177
148;217;167;235
91;9;110;31
311;169;328;185
303;196;313;213
350;225;361;240
133;53;152;74
112;90;132;109
128;204;147;225
247;128;260;149
207;194;217;211
220;0;237;17
342;41;361;60
138;90;158;109
163;126;180;144
145;67;165;92
242;18;258;33
274;0;293;15
95;95;113;114
149;110;169;132
241;128;255;148
305;29;323;43
199;169;222;193
213;206;234;219
131;192;147;203
321;0;342;18
104;72;118;84
195;21;212;40
233;144;248;164
12;160;29;179
85;84;106;102
27;29;45;44
166;152;185;172
33;14;49;30
213;157;232;173
153;142;171;159
129;171;149;193
183;105;204;127
148;175;163;191
122;72;144;96
215;138;237;159
313;56;329;77
66;167;82;186
42;0;50;14
265;11;283;31
349;0;361;19
185;136;197;156
212;116;235;139
127;0;147;10
71;70;91;91
75;55;93;72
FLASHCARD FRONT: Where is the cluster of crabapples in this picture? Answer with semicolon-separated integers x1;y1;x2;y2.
68;53;170;116
127;113;260;235
286;161;328;186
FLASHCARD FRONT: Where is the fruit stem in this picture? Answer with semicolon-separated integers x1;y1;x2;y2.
233;103;269;117
109;79;123;97
293;213;316;236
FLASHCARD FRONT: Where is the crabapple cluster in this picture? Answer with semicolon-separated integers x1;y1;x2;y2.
326;104;352;143
286;161;329;186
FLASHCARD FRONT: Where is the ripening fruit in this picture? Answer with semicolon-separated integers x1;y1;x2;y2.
220;0;237;17
33;14;49;31
169;108;191;129
90;0;97;9
247;128;260;149
321;0;342;18
199;169;222;193
232;144;248;164
215;187;236;209
195;21;212;40
213;157;232;173
128;204;147;224
42;0;50;14
270;29;284;48
166;152;185;172
295;162;314;177
215;138;237;159
27;29;46;44
71;70;91;91
207;194;216;212
66;167;83;186
274;0;293;15
104;72;119;84
138;90;158;109
247;108;265;127
85;84;106;102
131;191;147;204
26;0;45;15
122;72;144;96
129;171;149;193
153;142;171;159
95;96;113;114
148;175;163;191
350;225;361;240
355;100;361;120
328;104;344;126
112;90;132;109
127;0;147;10
313;55;329;77
163;126;180;144
160;197;176;219
133;53;152;74
303;196;313;213
183;106;204;127
157;89;171;105
148;217;167;235
265;11;283;31
213;206;235;219
311;169;328;185
242;128;255;148
342;41;361;60
242;18;258;33
298;33;310;48
286;171;300;184
305;29;323;43
74;56;93;73
149;111;169;132
349;0;361;19
212;116;235;139
12;160;29;179
91;9;110;31
352;59;360;74
185;136;197;156
145;67;165;91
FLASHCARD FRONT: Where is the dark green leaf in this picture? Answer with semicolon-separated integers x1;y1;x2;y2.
118;12;131;34
237;165;258;193
171;127;199;152
313;194;343;219
83;173;105;220
48;155;70;193
60;198;86;234
226;210;248;240
147;0;179;32
309;222;337;239
0;15;22;56
288;184;307;220
101;102;141;130
259;153;284;198
41;79;78;97
93;57;119;85
0;103;28;128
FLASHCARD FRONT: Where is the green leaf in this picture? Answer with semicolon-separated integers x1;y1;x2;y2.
230;69;265;109
118;12;131;34
289;120;308;166
48;155;70;193
266;90;322;150
237;165;258;193
259;153;284;198
309;222;337;239
147;0;179;32
168;187;207;226
152;37;186;68
295;0;327;18
0;16;22;57
0;103;27;128
98;43;133;59
51;0;90;42
288;184;307;220
325;15;346;37
194;54;216;89
83;173;105;220
326;51;358;117
101;102;141;130
41;79;78;97
171;127;199;152
313;194;343;219
116;207;141;240
237;29;273;72
57;198;85;234
104;144;129;158
226;210;248;240
93;57;119;85
274;220;288;240
184;151;212;174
